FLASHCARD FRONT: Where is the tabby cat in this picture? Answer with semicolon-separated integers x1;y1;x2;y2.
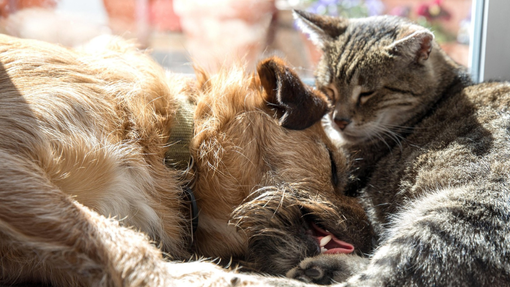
288;10;510;286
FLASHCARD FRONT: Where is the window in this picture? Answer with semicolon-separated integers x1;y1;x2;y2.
470;0;510;82
2;0;493;81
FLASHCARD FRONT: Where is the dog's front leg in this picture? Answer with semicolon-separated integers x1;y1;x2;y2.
0;151;176;286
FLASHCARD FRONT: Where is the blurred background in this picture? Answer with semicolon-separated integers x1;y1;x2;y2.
0;0;472;78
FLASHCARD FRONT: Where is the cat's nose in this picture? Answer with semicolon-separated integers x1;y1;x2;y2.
334;117;351;130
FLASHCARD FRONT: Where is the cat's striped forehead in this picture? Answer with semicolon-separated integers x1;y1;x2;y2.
326;16;408;85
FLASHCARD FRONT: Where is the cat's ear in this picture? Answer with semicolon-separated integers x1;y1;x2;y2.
257;57;330;130
385;26;434;64
293;9;347;49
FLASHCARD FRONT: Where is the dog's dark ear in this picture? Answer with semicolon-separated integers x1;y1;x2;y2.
257;57;329;130
293;9;348;49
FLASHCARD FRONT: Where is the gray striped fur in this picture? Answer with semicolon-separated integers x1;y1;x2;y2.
291;10;510;286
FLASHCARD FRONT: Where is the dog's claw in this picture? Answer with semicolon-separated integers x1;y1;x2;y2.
287;254;370;285
287;262;332;285
304;267;322;278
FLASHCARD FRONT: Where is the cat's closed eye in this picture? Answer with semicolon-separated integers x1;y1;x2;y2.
358;91;376;105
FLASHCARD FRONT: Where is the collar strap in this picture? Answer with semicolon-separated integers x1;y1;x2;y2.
183;186;199;234
165;95;195;170
164;95;198;235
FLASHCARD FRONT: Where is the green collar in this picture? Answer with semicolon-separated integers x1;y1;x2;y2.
164;95;198;234
165;95;195;171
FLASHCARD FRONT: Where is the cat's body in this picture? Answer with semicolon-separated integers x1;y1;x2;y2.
289;11;510;286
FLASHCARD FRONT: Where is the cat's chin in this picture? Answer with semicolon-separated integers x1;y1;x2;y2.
328;128;370;145
323;119;372;145
338;133;370;145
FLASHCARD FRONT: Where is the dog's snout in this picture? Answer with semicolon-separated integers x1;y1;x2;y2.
334;118;351;131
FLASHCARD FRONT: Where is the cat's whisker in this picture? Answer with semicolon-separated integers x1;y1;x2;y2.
383;132;402;152
372;131;392;152
385;131;404;152
367;123;404;152
379;126;405;151
382;123;417;132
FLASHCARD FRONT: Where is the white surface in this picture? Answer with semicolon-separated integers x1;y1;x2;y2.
472;0;510;82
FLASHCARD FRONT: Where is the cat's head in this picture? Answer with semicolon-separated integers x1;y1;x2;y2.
294;11;448;144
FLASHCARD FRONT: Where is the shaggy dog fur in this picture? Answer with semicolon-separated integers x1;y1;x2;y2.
0;34;373;286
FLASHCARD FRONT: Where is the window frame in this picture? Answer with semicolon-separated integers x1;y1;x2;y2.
470;0;510;82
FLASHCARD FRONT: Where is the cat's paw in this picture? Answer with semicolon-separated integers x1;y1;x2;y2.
286;254;369;285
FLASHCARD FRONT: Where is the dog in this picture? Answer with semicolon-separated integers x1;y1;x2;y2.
0;34;373;286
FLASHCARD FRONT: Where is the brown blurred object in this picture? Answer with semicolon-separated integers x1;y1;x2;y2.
0;0;56;17
103;0;181;47
103;0;137;32
150;0;181;31
173;0;277;73
441;42;470;67
0;0;110;47
102;0;146;45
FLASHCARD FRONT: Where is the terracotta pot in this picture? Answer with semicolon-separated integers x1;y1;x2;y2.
0;0;56;17
103;0;181;46
150;0;181;32
174;0;276;73
102;0;147;44
11;0;56;9
440;42;469;67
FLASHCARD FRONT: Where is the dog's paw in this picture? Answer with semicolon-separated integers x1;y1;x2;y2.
165;260;312;287
286;254;369;285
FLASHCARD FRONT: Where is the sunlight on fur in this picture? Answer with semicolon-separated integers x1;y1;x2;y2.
0;34;373;286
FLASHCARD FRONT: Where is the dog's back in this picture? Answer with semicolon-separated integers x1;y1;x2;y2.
0;34;194;285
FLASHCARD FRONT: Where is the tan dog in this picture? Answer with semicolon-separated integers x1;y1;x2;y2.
0;34;373;286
